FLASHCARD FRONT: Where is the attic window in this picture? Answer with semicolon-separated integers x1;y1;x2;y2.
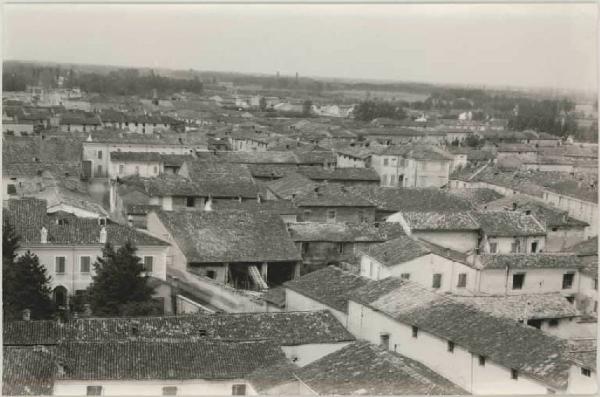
581;368;592;377
198;329;207;337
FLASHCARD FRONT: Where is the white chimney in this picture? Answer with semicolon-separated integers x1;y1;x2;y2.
22;309;31;321
99;226;107;244
40;227;48;244
204;197;213;212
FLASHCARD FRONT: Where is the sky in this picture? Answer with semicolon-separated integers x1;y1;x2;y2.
3;3;598;92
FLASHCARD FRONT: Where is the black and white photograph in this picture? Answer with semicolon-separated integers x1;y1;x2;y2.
1;1;598;396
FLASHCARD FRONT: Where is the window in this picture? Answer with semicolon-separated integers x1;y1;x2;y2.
143;256;154;272
326;209;336;222
531;241;539;253
186;197;195;208
551;227;558;232
86;386;103;396
401;273;410;280
7;184;16;194
398;175;404;185
511;369;519;380
162;386;178;396
153;166;158;174
562;272;575;289
80;256;91;273
383;158;389;166
457;273;467;288
581;368;592;377
232;384;246;396
118;164;124;175
594;301;598;313
548;319;559;327
510;239;521;253
338;243;344;254
432;273;442;289
97;150;103;159
55;257;66;274
206;270;216;279
478;355;486;366
97;165;102;176
512;273;525;290
447;341;455;353
412;326;418;338
594;278;598;290
566;296;575;304
380;333;390;350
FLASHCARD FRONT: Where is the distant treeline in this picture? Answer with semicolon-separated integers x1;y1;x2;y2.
3;63;203;97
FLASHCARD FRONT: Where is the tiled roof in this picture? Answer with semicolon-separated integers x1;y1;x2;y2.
110;151;162;162
566;236;598;257
453;293;579;320
363;236;431;266
155;209;301;263
447;188;504;207
2;161;81;178
298;167;380;182
350;279;571;390
400;211;480;231
247;164;301;179
3;346;55;396
3;136;83;164
347;186;472;213
60;112;102;125
294;184;375;207
497;144;538;153
212;199;299;215
379;144;455;161
288;222;404;243
284;266;374;313
480;195;589;228
5;198;168;247
477;254;584;270
57;340;285;380
296;341;467;395
262;286;286;308
265;172;319;199
567;339;597;370
83;130;185;145
246;360;298;393
4;311;353;346
183;160;260;198
473;211;546;236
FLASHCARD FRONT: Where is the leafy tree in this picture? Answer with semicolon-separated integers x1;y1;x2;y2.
464;135;484;148
3;222;55;321
87;242;156;317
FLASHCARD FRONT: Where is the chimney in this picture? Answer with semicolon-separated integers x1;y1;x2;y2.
204;196;213;211
83;304;92;317
22;309;31;321
99;226;107;244
257;194;262;203
40;227;48;244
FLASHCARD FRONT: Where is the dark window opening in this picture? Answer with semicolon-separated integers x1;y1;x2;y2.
527;319;542;329
581;368;592;377
566;296;575;304
511;369;519;380
401;273;410;280
206;270;216;279
447;341;455;353
457;273;467;288
512;273;525;290
548;319;559;327
7;184;16;194
186;197;195;207
562;272;575;289
412;326;418;338
86;386;103;396
531;241;538;253
380;333;390;350
432;273;442;289
162;386;178;396
232;384;246;396
479;355;486;366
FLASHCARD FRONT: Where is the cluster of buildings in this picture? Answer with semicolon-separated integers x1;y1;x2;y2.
2;88;598;395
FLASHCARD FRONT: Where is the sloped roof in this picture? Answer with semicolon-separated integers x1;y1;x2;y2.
294;184;375;207
364;236;431;266
4;311;352;346
477;254;584;270
5;198;167;247
155;209;301;263
287;222;404;243
212;199;299;215
3;136;83;164
380;145;454;161
565;236;598;257
400;211;480;231
567;339;597;370
296;342;467;395
347;185;472;213
350;279;571;390
284;266;374;313
2;346;56;396
298;167;380;182
473;211;546;236
447;188;504;207
57;340;285;380
453;293;580;320
265;172;319;199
